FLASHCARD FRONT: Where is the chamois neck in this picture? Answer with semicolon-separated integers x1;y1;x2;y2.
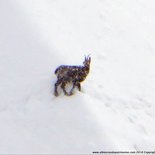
83;65;90;73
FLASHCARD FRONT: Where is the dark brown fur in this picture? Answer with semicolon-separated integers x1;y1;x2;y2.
54;56;91;96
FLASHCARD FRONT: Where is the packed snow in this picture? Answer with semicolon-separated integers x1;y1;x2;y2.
0;0;155;154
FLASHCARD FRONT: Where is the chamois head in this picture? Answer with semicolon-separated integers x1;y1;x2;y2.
83;55;91;68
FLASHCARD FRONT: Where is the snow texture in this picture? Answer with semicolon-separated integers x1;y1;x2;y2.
0;0;155;154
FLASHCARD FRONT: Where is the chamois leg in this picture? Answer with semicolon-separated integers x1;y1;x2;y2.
61;81;70;96
69;81;78;95
54;79;62;96
76;82;81;91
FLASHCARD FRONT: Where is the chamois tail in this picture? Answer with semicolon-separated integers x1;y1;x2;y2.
54;67;59;74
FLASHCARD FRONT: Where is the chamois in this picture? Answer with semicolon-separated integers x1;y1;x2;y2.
54;56;91;96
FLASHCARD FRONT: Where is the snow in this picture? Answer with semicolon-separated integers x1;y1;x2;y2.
0;0;155;154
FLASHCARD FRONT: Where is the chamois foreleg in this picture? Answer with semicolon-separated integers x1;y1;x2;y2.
69;80;80;95
76;82;81;91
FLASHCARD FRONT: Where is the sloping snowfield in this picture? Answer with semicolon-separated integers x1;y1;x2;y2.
0;0;155;154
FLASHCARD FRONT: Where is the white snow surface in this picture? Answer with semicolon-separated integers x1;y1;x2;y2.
0;0;155;154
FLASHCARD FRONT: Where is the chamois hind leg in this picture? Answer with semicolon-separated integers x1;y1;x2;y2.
54;79;62;96
61;81;70;96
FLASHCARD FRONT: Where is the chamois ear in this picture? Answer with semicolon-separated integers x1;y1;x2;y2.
88;56;91;63
84;55;87;61
84;54;91;62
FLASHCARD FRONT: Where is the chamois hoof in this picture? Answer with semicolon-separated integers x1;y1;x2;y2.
64;92;72;96
54;92;59;97
69;92;74;96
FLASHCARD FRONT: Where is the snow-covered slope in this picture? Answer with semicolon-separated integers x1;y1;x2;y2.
0;0;155;154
